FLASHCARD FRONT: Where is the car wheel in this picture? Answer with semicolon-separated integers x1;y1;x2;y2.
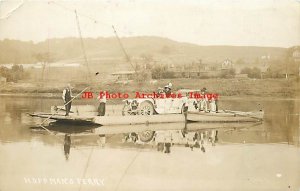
138;131;155;142
138;101;154;115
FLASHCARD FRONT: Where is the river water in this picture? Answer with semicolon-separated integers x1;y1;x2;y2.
0;96;299;191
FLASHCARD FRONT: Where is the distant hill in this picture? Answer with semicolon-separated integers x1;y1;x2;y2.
0;36;287;66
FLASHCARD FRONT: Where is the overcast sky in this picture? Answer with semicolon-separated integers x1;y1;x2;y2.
0;0;299;47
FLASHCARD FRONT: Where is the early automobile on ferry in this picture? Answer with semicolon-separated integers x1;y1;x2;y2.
122;89;201;116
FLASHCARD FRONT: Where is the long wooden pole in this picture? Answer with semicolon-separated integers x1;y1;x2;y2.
75;10;92;82
39;87;89;128
112;25;136;73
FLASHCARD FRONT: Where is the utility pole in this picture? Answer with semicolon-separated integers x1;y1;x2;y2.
285;52;290;79
285;60;288;79
197;59;202;78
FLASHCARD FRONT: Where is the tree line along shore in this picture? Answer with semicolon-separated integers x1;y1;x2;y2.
0;78;298;99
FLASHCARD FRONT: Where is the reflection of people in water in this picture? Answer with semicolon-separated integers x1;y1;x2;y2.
124;129;219;153
131;132;138;143
164;131;172;154
186;132;196;151
98;134;106;147
164;142;171;153
157;143;164;152
154;131;172;153
124;133;138;143
200;145;206;153
215;130;219;142
64;134;71;160
199;131;206;153
194;132;200;148
154;132;164;152
195;130;219;152
208;130;218;146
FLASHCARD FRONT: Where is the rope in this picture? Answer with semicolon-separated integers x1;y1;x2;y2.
48;1;130;34
78;145;94;191
75;10;92;82
114;145;143;191
40;125;55;135
112;25;136;72
48;1;112;28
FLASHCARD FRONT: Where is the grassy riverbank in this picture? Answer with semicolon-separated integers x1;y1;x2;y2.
0;78;298;98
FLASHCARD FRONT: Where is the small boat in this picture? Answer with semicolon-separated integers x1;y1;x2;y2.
29;105;98;124
223;110;264;119
29;112;95;124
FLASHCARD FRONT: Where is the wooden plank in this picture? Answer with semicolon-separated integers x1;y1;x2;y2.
223;110;264;119
187;112;261;123
29;113;94;122
188;111;236;117
93;114;186;126
94;121;262;134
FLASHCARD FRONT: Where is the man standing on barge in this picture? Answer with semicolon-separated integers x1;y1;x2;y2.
62;84;73;116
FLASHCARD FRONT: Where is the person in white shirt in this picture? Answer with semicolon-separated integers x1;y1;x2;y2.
97;91;107;116
163;82;172;96
199;87;208;112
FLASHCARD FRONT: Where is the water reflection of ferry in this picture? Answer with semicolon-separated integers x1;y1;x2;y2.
123;129;219;153
28;118;272;161
45;122;262;160
60;129;221;160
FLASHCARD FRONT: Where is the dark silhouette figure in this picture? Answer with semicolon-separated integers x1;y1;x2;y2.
164;142;171;153
215;130;219;142
201;146;206;153
64;134;71;160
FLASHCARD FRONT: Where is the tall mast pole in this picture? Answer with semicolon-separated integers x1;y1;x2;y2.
112;25;136;72
75;10;92;82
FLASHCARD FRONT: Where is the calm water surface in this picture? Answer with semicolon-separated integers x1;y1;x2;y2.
0;97;299;191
